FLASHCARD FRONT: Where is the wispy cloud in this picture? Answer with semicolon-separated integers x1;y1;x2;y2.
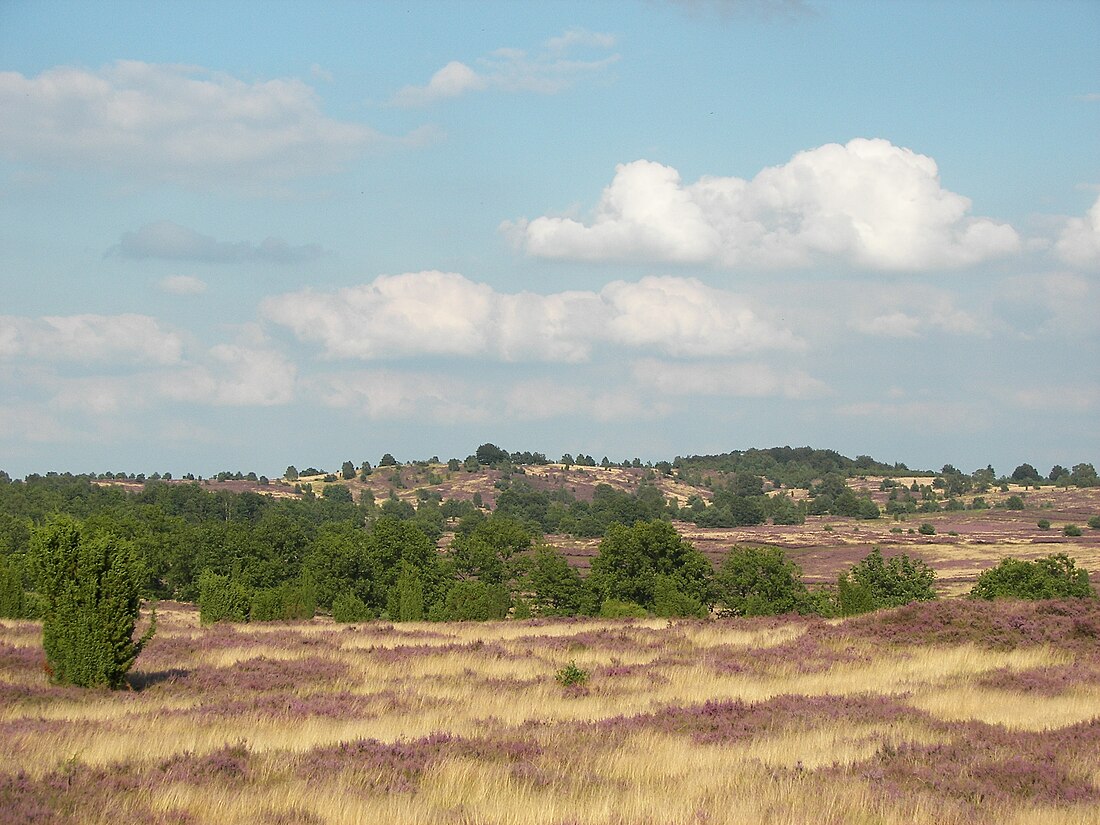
391;28;619;106
109;221;324;264
0;61;395;186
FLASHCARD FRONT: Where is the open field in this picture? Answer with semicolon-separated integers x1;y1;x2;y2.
3;599;1100;824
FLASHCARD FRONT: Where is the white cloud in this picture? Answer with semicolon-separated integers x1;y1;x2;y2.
317;370;488;422
1053;194;1100;270
160;345;297;407
112;221;323;263
0;61;387;185
1012;384;1100;412
851;286;987;339
159;275;208;295
262;272;798;362
631;358;829;399
507;139;1021;270
998;271;1094;338
392;29;618;106
0;314;183;364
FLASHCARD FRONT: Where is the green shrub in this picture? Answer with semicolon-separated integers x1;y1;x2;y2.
599;598;648;618
30;516;155;689
713;546;812;617
197;570;250;624
1004;495;1026;510
0;556;29;619
970;554;1095;600
1063;524;1082;537
1037;519;1051;530
332;591;374;622
438;580;511;621
838;547;937;616
652;574;707;618
555;660;589;688
1089;516;1100;529
918;522;935;535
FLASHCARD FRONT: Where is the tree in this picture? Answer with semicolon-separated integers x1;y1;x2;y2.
475;443;509;466
285;465;299;481
1070;463;1098;488
198;569;250;624
30;516;155;688
970;554;1094;600
526;546;591;616
379;453;398;467
588;520;712;612
838;547;936;615
1011;463;1042;484
341;461;356;480
713;546;812;617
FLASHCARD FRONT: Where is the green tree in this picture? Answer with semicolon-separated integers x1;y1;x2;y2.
588;520;712;611
285;465;298;481
341;460;356;480
439;580;511;621
0;555;29;619
713;546;812;617
526;546;591;616
30;517;155;688
197;569;250;623
1070;463;1098;488
840;547;936;613
387;561;425;621
970;554;1094;600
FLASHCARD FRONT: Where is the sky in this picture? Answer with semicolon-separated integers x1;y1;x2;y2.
0;0;1097;479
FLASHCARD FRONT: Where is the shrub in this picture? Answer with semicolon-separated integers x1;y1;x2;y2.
0;555;29;619
918;522;936;535
838;547;937;616
1063;524;1082;537
1004;495;1026;510
332;591;374;622
555;661;589;688
713;545;812;617
29;516;155;688
1037;519;1051;530
1089;516;1100;529
970;554;1095;600
599;598;648;618
438;580;510;621
198;569;250;624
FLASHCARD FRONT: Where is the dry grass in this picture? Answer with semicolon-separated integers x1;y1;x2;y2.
3;601;1099;824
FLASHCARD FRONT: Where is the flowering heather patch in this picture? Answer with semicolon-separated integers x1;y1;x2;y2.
294;732;457;794
852;718;1100;808
621;693;923;745
842;597;1100;653
179;654;349;694
704;626;869;676
157;742;251;784
977;662;1100;695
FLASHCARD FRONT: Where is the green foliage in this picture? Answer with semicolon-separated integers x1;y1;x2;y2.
918;522;936;536
588;520;712;612
387;561;425;621
438;580;510;621
555;661;589;687
197;569;250;624
838;547;937;615
970;554;1095;600
652;574;707;617
599;598;648;618
249;578;317;621
1004;495;1026;510
0;555;30;618
450;515;531;586
527;545;591;616
332;591;374;622
1089;516;1100;530
1063;524;1082;537
30;516;155;688
1037;519;1051;530
713;545;813;617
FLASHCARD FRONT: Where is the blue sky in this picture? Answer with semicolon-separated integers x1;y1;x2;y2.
1;0;1097;478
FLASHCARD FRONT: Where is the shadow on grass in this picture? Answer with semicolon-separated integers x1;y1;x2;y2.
127;668;191;691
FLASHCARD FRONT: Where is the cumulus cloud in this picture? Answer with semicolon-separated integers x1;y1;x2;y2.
850;286;988;339
159;345;297;407
159;275;208;295
0;61;388;185
110;221;323;263
1053;194;1100;270
392;29;618;106
631;358;829;399
0;314;183;364
316;370;488;422
506;139;1021;271
262;271;798;362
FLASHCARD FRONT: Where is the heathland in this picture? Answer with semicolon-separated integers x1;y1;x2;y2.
1;447;1098;823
